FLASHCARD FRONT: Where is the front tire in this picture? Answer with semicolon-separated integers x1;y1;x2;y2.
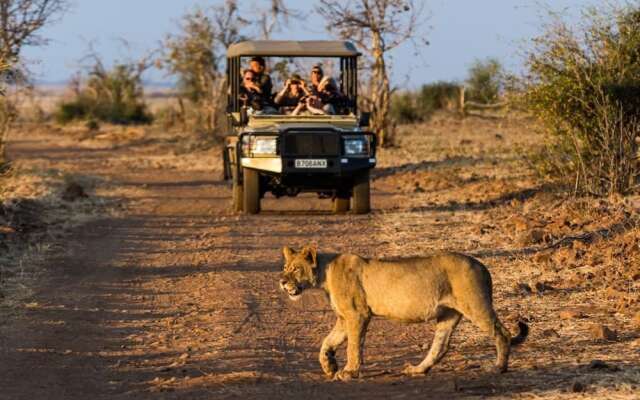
231;164;243;213
332;196;350;213
222;147;231;180
352;170;370;214
243;167;261;214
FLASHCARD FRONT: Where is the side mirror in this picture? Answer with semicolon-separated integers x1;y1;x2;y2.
239;107;249;125
358;112;371;128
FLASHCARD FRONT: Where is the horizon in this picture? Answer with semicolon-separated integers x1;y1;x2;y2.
24;0;610;89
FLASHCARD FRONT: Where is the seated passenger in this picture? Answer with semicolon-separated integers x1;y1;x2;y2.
240;69;276;114
274;74;305;114
309;64;324;95
316;76;345;115
290;77;344;116
292;95;327;116
249;56;273;99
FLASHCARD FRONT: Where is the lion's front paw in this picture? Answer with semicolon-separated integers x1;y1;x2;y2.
402;363;428;376
493;364;508;374
333;368;359;382
320;352;338;378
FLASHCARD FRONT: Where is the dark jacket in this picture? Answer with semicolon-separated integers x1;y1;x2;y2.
240;86;271;111
255;73;273;98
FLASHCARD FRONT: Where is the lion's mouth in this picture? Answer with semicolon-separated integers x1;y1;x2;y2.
288;293;302;301
280;279;303;300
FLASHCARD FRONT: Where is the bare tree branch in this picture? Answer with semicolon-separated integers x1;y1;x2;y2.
317;0;427;146
251;0;302;40
0;0;69;61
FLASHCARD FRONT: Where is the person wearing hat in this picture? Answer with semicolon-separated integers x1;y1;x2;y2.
309;64;324;95
249;56;273;99
274;73;306;114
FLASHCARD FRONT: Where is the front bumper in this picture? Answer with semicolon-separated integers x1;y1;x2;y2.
241;156;376;176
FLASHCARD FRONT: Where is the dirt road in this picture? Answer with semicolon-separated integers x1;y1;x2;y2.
1;121;638;399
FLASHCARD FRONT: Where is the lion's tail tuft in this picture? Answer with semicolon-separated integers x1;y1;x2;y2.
510;321;529;346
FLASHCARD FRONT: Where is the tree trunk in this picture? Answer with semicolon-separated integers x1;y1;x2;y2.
370;31;392;147
0;97;12;166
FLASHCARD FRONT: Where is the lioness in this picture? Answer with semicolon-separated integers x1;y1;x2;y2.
279;246;528;381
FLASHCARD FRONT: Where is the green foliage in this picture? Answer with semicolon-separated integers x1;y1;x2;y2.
522;5;640;195
465;58;503;104
56;62;152;125
161;3;246;135
390;92;420;124
390;81;460;124
163;8;219;105
417;82;460;113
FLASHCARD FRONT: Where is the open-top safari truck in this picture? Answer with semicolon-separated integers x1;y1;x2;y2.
222;40;376;214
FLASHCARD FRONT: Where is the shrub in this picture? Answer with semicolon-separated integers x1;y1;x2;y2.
56;61;152;125
465;58;503;104
390;81;460;125
390;92;420;124
417;81;460;113
522;5;640;196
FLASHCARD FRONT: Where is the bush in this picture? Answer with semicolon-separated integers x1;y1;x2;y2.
390;81;460;125
56;62;152;125
465;58;503;104
390;92;420;124
522;5;640;196
417;81;460;113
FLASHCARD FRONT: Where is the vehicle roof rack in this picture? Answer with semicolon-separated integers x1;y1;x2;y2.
227;40;360;58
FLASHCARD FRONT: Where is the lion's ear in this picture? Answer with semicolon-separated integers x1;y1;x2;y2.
301;245;318;268
282;246;294;262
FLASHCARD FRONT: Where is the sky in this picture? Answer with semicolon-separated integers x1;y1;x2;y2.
22;0;609;88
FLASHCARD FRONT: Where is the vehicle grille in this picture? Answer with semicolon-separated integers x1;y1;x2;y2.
282;132;340;157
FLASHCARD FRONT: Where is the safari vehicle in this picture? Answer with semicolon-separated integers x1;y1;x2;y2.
222;41;376;215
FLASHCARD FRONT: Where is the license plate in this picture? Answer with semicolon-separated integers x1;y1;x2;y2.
294;159;327;168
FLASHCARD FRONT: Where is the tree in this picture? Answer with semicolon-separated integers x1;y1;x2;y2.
253;0;300;40
0;0;69;163
0;0;68;62
317;0;425;146
465;58;503;104
162;1;247;134
522;5;640;195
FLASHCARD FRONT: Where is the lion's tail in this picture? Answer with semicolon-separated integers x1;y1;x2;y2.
510;321;529;346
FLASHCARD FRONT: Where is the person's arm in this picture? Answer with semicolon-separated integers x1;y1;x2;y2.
274;80;290;105
291;101;306;116
305;97;326;115
299;80;312;97
246;81;262;94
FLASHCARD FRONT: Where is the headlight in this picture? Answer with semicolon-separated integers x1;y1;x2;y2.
242;136;278;156
343;136;370;156
252;137;277;155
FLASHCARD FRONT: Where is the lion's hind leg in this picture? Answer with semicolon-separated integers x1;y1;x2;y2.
403;308;462;376
462;306;511;373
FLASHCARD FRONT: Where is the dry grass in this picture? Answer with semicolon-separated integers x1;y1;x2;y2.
0;131;112;314
1;96;639;398
370;111;640;398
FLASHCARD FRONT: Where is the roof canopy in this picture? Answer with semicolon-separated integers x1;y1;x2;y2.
227;40;360;58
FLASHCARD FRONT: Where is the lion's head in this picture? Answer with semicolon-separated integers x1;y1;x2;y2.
279;246;318;301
